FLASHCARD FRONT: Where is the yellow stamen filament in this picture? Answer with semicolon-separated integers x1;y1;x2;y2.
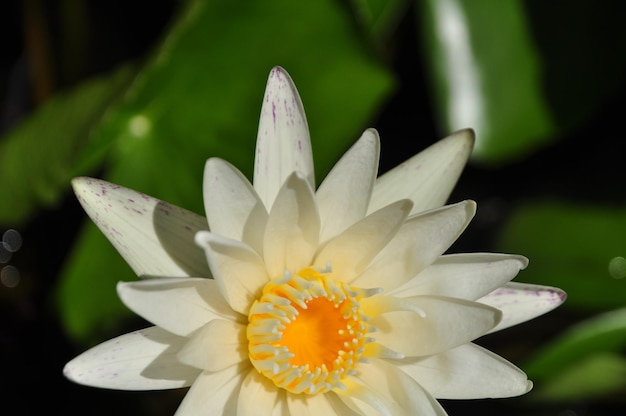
247;267;372;394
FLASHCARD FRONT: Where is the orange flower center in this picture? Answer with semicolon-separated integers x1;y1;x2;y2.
247;268;370;394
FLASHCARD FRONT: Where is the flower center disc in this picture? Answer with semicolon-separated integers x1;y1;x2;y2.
247;268;368;394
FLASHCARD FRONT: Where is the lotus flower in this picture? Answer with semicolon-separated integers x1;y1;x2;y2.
64;67;565;415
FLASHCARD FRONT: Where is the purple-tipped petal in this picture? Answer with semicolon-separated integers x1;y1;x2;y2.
63;326;199;390
479;282;567;333
72;177;210;278
254;67;314;210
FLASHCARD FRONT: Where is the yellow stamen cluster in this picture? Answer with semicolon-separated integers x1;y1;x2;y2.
247;267;373;394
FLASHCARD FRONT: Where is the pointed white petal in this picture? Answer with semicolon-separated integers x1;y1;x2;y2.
324;392;362;416
72;177;210;278
237;369;285;415
254;67;314;209
389;253;528;300
263;172;320;277
398;343;532;399
339;359;448;416
479;282;567;333
63;326;199;390
286;392;339;415
177;319;247;371
118;278;243;337
354;201;476;291
362;295;501;356
314;200;412;283
335;378;392;416
174;363;250;416
195;231;269;315
203;158;268;254
369;129;474;215
316;129;380;243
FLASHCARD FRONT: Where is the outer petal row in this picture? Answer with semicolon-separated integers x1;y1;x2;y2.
354;200;476;291
362;295;501;357
72;177;210;278
316;129;380;243
63;326;199;390
368;129;474;216
254;66;314;210
397;343;532;399
479;282;567;333
389;253;528;300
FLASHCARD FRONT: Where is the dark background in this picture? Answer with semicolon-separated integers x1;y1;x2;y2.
2;1;625;414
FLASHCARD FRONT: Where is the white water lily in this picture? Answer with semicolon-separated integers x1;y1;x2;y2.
64;67;565;415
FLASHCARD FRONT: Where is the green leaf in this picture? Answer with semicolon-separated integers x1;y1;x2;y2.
497;201;626;311
0;65;136;225
56;222;137;344
524;309;626;401
352;0;411;41
419;0;554;164
85;0;394;208
57;0;393;342
533;353;626;402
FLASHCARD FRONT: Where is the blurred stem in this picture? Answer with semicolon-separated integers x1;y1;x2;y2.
23;0;55;105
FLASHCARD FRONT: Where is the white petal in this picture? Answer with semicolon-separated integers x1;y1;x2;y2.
389;253;528;300
72;177;210;278
177;319;247;371
335;378;392;416
175;363;250;416
286;392;339;415
354;201;476;291
323;392;362;416
263;172;320;277
369;129;474;216
254;66;314;210
338;359;447;416
203;158;268;254
118;278;242;337
195;231;269;315
63;326;199;390
237;369;285;415
314;200;412;283
479;282;567;333
316;129;380;243
362;295;501;356
398;343;532;399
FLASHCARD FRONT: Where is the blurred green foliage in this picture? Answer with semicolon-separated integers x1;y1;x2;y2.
56;0;395;341
525;308;626;401
499;201;626;311
420;0;554;164
2;0;626;409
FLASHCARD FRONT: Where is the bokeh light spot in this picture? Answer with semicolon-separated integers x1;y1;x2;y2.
0;244;10;263
1;265;20;288
608;256;626;279
128;114;152;138
3;229;22;252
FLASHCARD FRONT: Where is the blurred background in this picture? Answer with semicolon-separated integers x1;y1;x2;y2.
2;0;626;414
